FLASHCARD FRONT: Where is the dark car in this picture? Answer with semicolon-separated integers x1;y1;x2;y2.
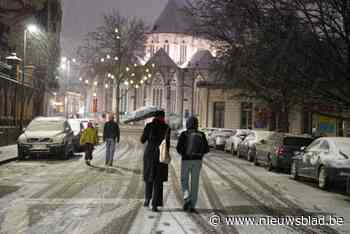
237;130;274;161
291;137;350;190
254;133;314;172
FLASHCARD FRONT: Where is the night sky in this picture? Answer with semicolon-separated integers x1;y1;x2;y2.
61;0;168;56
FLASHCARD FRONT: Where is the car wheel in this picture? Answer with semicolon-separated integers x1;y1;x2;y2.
267;156;273;171
247;149;253;162
18;150;25;160
237;148;241;158
230;144;235;155
62;144;70;160
290;160;299;180
318;166;329;190
254;154;259;166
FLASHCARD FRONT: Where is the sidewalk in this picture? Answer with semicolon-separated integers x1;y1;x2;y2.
0;144;17;165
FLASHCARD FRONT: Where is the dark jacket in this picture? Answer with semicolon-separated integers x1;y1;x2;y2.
176;117;209;160
103;121;120;142
141;119;170;182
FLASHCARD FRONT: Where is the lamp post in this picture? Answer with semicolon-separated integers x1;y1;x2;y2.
20;24;39;130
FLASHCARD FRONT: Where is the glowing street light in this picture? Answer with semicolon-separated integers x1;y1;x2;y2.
148;73;152;78
114;56;119;61
94;81;98;86
131;73;135;77
93;92;97;97
100;58;105;62
85;80;89;84
105;84;109;89
145;68;149;73
134;63;137;67
130;80;134;84
115;28;119;33
27;24;39;33
124;81;129;86
126;67;130;72
111;75;115;79
79;77;83;81
106;54;111;59
135;84;139;89
107;73;111;78
140;80;144;84
151;63;155;68
116;35;120;40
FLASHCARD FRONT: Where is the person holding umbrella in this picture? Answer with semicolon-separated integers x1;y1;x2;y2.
140;110;170;212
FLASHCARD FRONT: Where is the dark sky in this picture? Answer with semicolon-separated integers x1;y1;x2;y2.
61;0;168;56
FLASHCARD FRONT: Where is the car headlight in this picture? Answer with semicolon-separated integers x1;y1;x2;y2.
51;135;65;144
17;134;27;144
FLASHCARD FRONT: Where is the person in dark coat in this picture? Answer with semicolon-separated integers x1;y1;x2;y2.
140;110;170;212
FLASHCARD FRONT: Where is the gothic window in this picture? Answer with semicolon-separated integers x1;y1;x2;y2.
164;40;170;55
150;41;155;57
180;41;187;64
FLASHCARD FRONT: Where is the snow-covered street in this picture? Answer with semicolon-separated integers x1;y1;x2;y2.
0;128;349;234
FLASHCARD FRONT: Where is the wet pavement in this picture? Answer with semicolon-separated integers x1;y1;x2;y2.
0;128;349;234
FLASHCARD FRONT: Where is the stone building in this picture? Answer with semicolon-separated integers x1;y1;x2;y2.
0;0;63;145
122;0;350;136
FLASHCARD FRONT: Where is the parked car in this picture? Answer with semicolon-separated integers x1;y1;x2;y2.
254;133;314;172
17;117;75;160
213;129;237;150
68;119;84;152
225;129;251;154
237;130;274;161
207;129;235;148
291;137;350;190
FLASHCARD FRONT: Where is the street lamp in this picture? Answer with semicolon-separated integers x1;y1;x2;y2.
20;24;39;129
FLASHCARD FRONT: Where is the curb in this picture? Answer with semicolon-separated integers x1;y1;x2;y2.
0;156;18;165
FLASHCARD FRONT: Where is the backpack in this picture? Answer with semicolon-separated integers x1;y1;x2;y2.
185;130;206;158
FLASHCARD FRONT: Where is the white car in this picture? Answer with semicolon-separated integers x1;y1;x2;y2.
208;129;236;149
17;117;75;160
225;129;251;154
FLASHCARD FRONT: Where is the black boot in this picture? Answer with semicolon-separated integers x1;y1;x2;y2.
143;199;150;207
152;206;158;212
183;200;191;211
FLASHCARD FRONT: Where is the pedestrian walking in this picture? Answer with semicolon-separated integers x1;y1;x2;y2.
103;113;120;167
176;116;209;212
80;122;98;166
141;110;170;212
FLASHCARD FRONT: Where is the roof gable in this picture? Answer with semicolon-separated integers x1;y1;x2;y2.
146;48;178;68
151;0;192;34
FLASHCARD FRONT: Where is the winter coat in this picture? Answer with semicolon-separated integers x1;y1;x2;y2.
103;121;120;142
80;127;98;145
140;119;170;182
176;116;209;160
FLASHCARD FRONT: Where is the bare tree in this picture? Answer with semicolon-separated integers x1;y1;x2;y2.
77;10;148;123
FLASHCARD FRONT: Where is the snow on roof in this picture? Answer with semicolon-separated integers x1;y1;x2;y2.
151;0;193;34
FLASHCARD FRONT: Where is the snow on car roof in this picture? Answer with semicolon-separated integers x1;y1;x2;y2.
34;116;66;122
323;137;350;143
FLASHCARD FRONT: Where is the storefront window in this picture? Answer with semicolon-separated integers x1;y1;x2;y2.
213;102;225;128
241;102;252;129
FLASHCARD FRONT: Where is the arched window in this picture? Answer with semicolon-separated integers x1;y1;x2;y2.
180;40;187;64
164;40;170;55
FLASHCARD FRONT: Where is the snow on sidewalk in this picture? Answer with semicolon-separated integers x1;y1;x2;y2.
0;145;17;164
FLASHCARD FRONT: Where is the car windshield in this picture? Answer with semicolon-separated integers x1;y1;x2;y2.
335;141;350;157
26;120;64;131
283;137;314;147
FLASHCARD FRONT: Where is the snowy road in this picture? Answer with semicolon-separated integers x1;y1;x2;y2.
0;128;349;234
